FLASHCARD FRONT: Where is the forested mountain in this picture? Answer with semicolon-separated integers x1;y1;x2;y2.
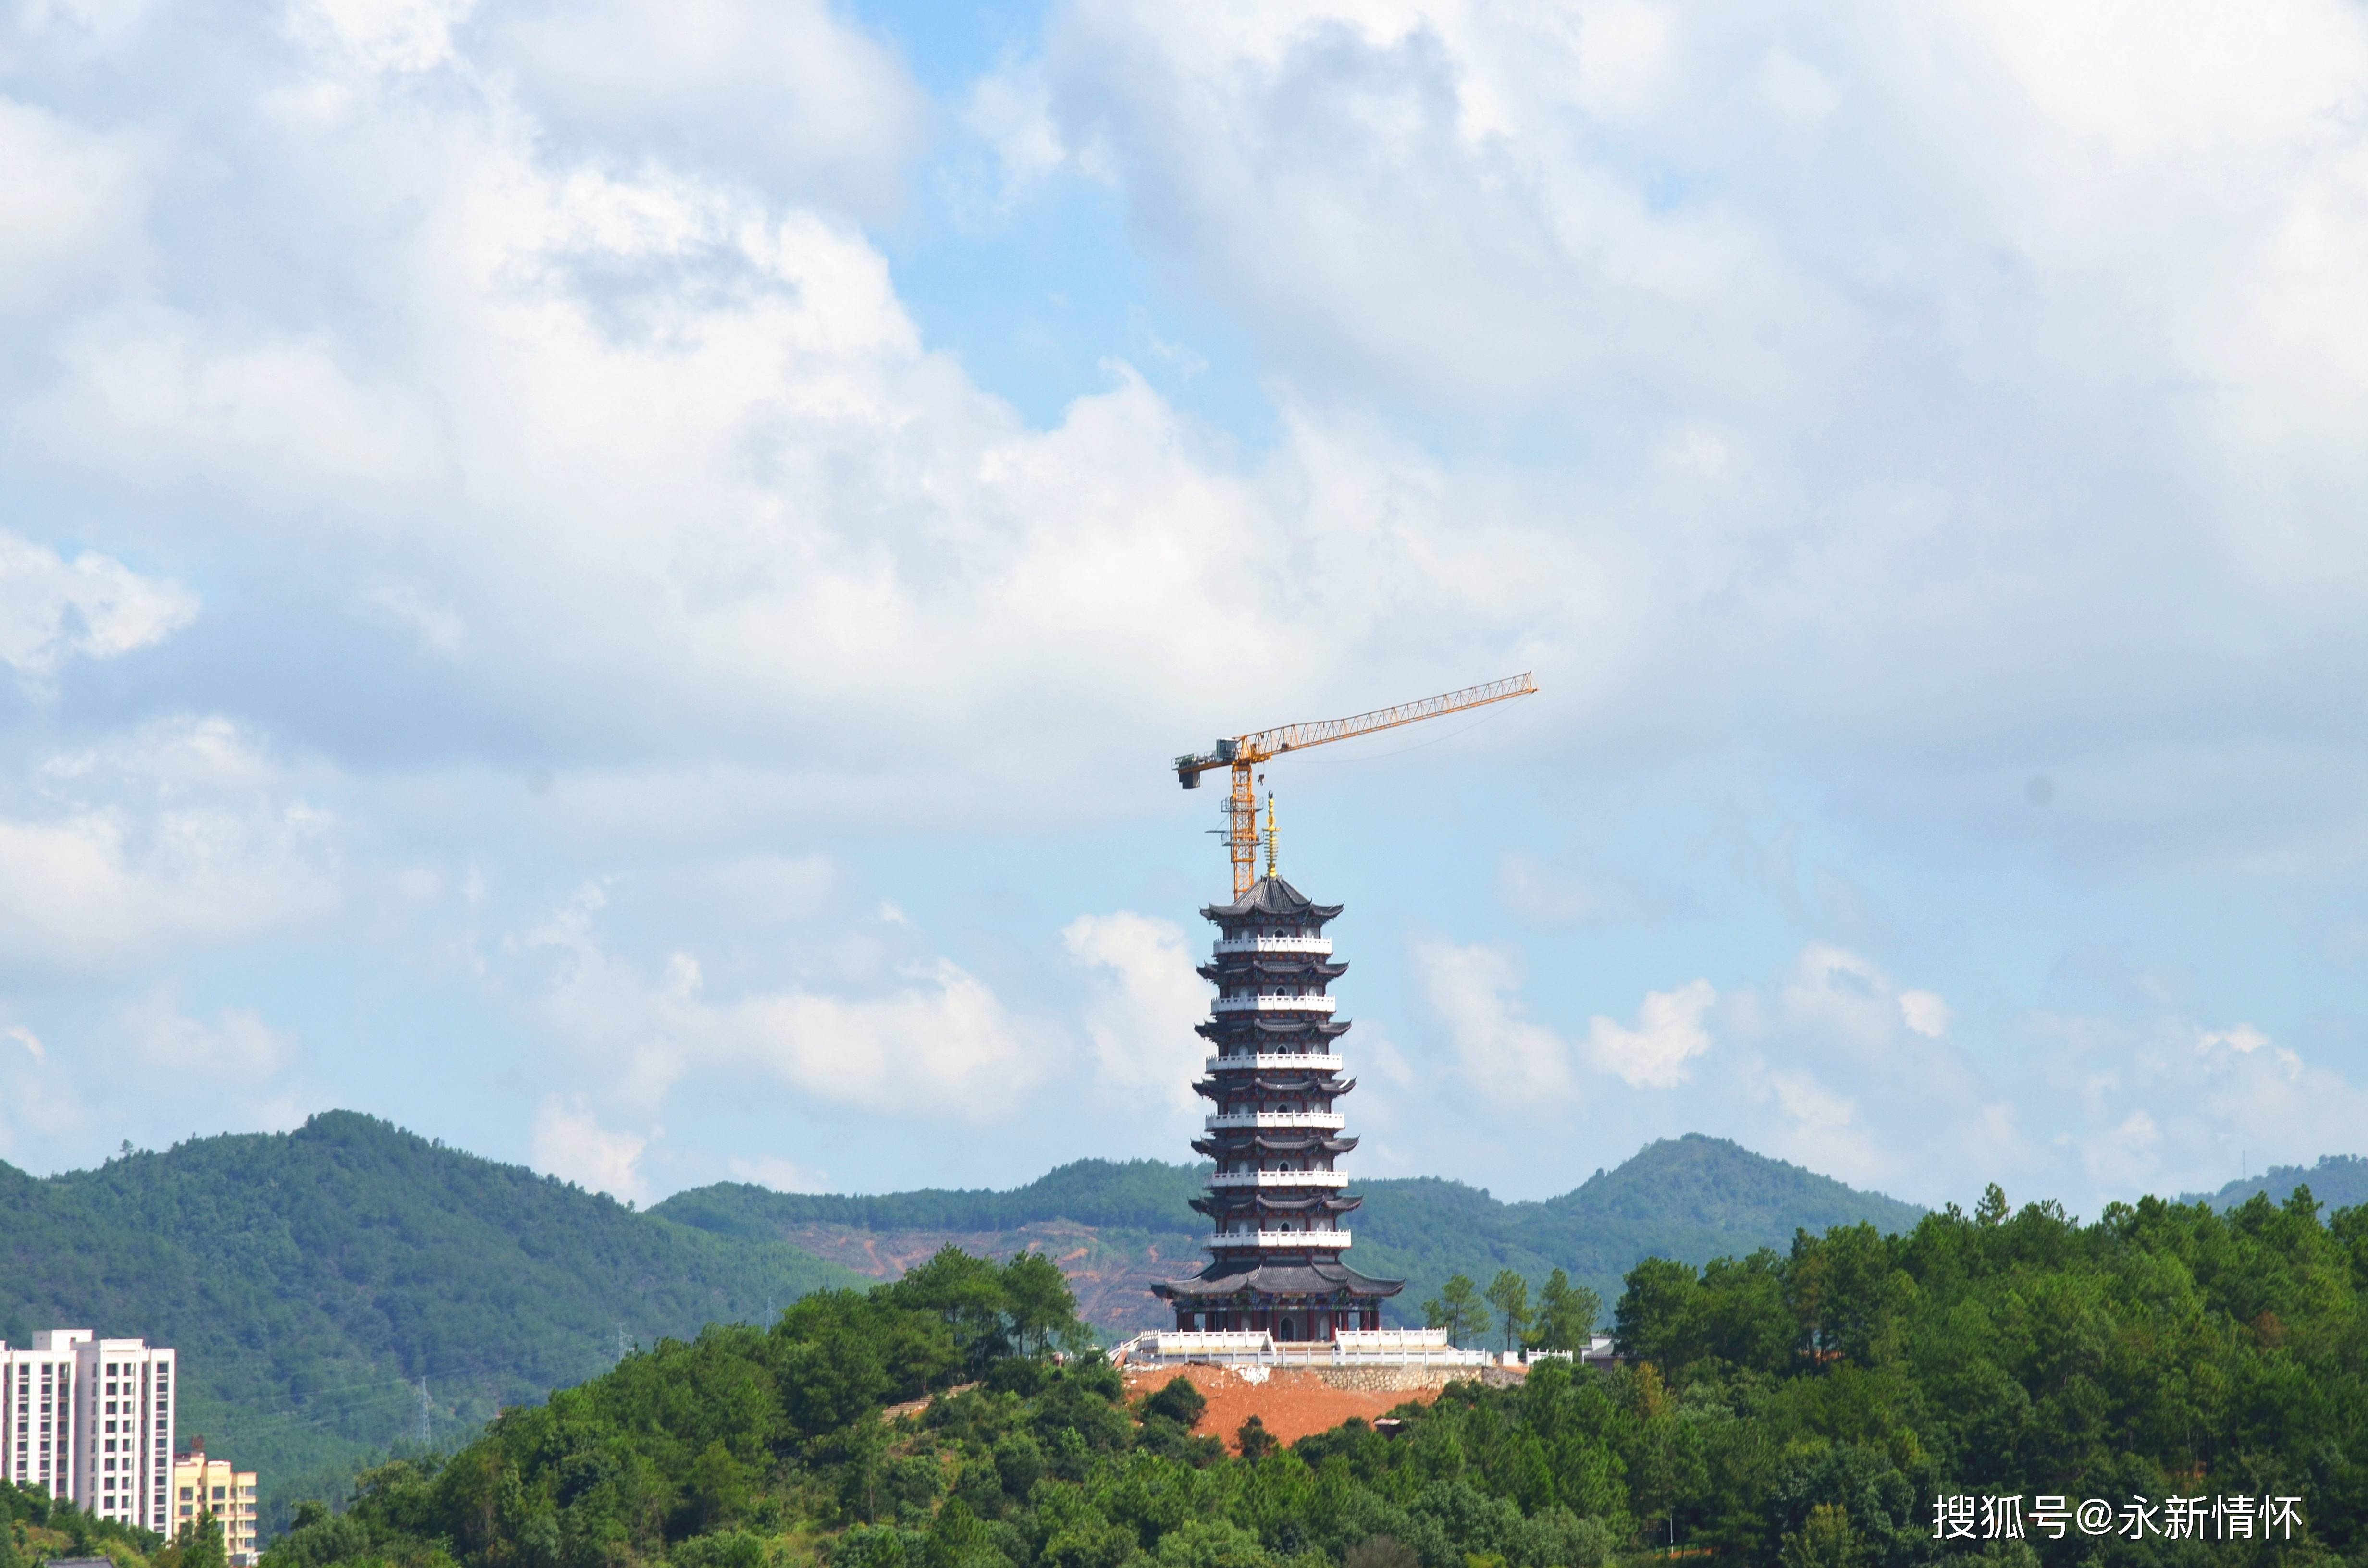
255;1185;2368;1568
654;1134;1925;1328
2189;1154;2368;1215
0;1113;860;1525
1351;1133;1927;1311
656;1160;1204;1237
0;1114;1916;1535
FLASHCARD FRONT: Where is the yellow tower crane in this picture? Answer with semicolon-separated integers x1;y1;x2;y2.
1173;672;1538;898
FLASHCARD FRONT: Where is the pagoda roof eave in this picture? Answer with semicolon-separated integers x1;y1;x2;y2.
1151;1258;1405;1300
1200;877;1345;923
1190;1137;1360;1160
1195;1073;1353;1093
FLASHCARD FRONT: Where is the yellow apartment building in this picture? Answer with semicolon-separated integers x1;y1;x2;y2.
171;1445;259;1566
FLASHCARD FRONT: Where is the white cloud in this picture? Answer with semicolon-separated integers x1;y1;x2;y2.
521;887;1039;1125
2023;1006;2368;1204
485;0;928;218
532;1094;652;1203
0;718;338;977
4;0;2368;1207
1781;945;1945;1056
1063;910;1206;1102
289;0;476;74
0;98;148;315
718;962;1033;1120
954;63;1077;220
2079;1107;2162;1190
1413;938;1576;1107
1418;935;1716;1099
44;309;440;500
0;1020;82;1161
2198;1023;2272;1056
1585;978;1718;1089
1898;989;1953;1039
0;528;196;677
112;987;301;1076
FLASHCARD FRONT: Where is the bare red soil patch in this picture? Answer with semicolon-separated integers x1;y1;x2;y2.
1123;1366;1443;1451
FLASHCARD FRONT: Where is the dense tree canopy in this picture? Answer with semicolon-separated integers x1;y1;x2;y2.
0;1114;859;1524
256;1190;2367;1568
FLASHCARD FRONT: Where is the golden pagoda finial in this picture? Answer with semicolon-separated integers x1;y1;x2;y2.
1264;790;1278;880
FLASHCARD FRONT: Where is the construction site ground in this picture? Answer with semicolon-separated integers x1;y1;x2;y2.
1122;1364;1513;1451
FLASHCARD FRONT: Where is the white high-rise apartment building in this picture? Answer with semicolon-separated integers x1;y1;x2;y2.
1;1330;85;1498
0;1331;176;1536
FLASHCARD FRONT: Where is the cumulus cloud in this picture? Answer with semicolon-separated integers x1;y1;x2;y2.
1015;0;2368;870
0;98;148;315
486;0;928;217
1415;936;1716;1102
1585;979;1717;1089
1898;990;1953;1040
0;528;196;678
289;0;479;74
4;0;2368;1206
0;718;338;978
111;986;301;1076
1780;946;1942;1057
1414;938;1577;1107
521;886;1038;1127
532;1095;653;1204
1063;910;1206;1102
717;962;1032;1120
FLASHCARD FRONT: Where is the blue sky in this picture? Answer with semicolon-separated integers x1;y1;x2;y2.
4;0;2367;1219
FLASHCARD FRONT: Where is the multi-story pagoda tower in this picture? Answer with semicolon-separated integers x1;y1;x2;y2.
1152;811;1403;1341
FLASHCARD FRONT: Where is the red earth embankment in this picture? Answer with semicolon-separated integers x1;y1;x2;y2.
1122;1365;1455;1451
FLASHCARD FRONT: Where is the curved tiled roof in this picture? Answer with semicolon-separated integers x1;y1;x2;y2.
1151;1258;1404;1300
1200;876;1345;923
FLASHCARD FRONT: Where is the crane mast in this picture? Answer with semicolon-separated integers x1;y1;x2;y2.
1173;673;1537;897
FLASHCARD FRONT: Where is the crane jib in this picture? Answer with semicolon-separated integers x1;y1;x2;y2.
1172;673;1538;896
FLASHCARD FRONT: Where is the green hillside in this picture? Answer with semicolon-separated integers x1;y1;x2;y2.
262;1186;2368;1568
2187;1153;2368;1214
656;1134;1924;1322
654;1157;1207;1238
0;1112;862;1526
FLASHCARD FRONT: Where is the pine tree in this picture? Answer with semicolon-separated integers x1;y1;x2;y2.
1484;1269;1532;1351
1424;1273;1484;1346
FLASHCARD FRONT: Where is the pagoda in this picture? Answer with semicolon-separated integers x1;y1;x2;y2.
1151;820;1403;1340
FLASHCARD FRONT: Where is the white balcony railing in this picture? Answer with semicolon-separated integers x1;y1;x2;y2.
1207;1229;1354;1249
1114;1331;1497;1370
1211;935;1333;956
1205;1052;1344;1073
1212;994;1339;1015
1205;1111;1346;1131
1333;1328;1451;1350
1206;1169;1350;1188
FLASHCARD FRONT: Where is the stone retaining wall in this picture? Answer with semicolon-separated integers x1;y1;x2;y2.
1306;1364;1461;1392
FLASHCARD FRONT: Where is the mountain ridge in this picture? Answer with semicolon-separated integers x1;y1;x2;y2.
2183;1153;2368;1214
652;1132;1927;1328
0;1111;863;1525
